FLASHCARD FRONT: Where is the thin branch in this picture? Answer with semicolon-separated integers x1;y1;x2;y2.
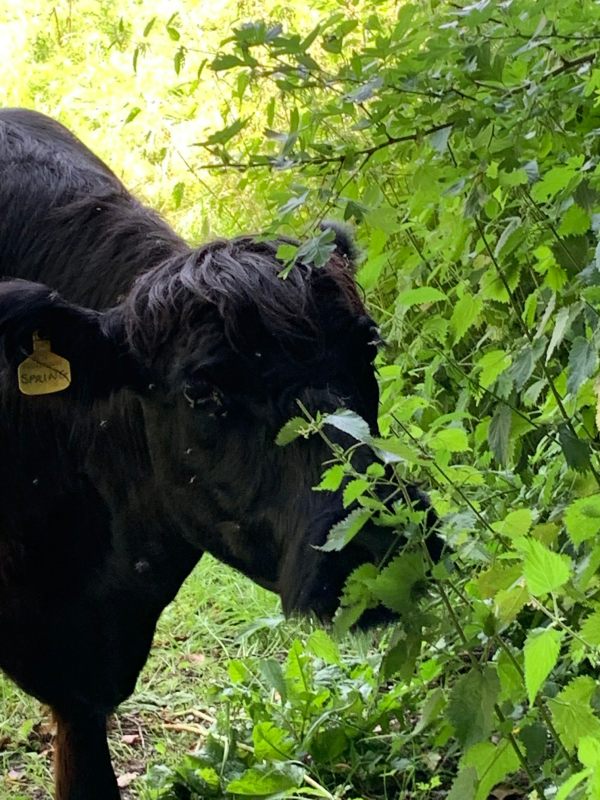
193;122;452;172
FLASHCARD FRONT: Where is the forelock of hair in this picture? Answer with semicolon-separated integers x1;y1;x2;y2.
123;236;365;365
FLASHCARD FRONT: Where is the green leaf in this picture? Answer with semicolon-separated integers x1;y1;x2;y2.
275;417;311;446
307;629;341;665
342;478;370;507
316;508;372;552
489;403;512;466
315;465;346;492
567;337;598;395
548;677;600;751
203;118;248;146
225;763;305;795
447;767;477;800
524;627;563;704
323;410;371;442
492;509;533;539
494;217;526;260
450;293;483;343
447;666;500;747
396;286;447;307
530;160;583;202
428;427;469;453
477;350;511;390
429;125;452;153
371;553;426;614
558;424;591;472
414;688;446;735
124;106;141;124
579;609;600;646
546;306;573;363
514;537;572;596
172;181;184;209
564;494;600;544
579;735;600;768
463;740;520;800
211;53;245;71
558;204;591;236
555;770;592;800
494;583;529;626
252;722;294;761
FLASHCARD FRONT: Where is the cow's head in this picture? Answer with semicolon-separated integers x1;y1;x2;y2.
0;227;441;623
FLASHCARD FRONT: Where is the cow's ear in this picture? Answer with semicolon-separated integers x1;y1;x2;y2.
0;280;139;401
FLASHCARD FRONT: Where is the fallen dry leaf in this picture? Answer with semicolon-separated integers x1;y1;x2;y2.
121;734;140;745
117;772;139;788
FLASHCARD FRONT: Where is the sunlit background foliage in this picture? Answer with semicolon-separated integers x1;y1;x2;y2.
2;0;600;798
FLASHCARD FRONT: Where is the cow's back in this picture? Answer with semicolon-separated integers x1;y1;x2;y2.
0;108;186;309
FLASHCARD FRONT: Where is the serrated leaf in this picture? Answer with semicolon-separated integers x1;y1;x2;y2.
579;609;600;646
524;627;563;704
396;286;447;307
548;677;600;751
323;410;371;442
371;553;426;614
567;337;598;395
447;666;499;747
565;494;600;545
477;350;511;390
316;509;372;552
489;403;512;466
558;424;591;471
275;417;311;446
514;537;572;596
558;204;591;236
315;465;345;492
342;478;370;507
492;509;533;539
463;740;520;800
450;293;483;342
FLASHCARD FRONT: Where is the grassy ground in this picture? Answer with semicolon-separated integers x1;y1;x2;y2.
0;555;311;800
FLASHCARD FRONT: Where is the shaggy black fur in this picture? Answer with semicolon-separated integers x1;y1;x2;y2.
0;108;438;800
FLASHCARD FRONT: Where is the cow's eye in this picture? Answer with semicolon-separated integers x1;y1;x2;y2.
183;377;225;414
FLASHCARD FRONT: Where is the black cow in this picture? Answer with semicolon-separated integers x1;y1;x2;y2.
0;109;436;800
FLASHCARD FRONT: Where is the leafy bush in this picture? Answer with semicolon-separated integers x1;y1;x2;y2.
133;0;600;796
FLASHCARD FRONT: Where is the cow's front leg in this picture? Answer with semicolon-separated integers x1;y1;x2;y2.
53;708;120;800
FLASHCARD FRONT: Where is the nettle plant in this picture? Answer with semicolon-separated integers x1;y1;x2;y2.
132;0;600;796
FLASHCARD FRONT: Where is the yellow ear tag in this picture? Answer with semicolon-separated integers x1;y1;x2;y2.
17;332;71;396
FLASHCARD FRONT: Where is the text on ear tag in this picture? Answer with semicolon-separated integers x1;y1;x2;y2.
17;333;71;396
